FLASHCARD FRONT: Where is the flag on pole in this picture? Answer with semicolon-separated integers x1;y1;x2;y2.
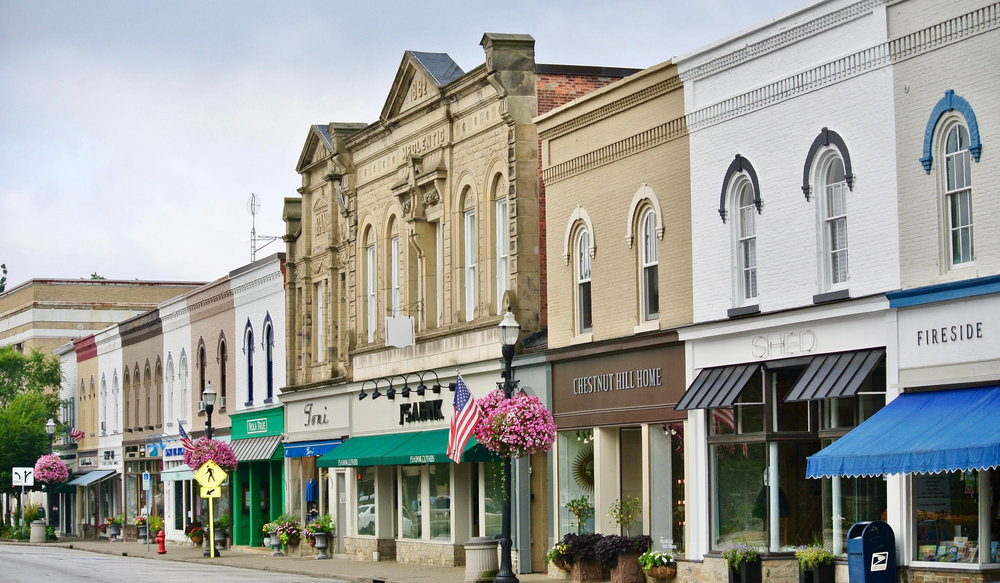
447;374;480;463
68;427;85;442
177;420;195;452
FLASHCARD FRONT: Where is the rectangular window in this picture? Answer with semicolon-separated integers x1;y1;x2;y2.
400;465;422;539
429;464;451;540
482;462;503;538
464;210;477;322
357;466;375;536
314;281;325;362
557;429;595;535
366;245;376;343
913;470;999;563
496;200;509;314
826;181;848;285
738;199;757;300
390;236;400;316
946;132;974;265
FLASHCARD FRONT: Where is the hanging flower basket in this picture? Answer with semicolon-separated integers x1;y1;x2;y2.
473;389;557;458
34;454;69;483
183;437;238;472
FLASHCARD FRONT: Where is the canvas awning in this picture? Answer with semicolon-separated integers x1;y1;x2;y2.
317;429;496;467
284;439;343;458
65;469;116;487
675;363;762;410
806;386;1000;478
785;349;884;402
231;434;283;462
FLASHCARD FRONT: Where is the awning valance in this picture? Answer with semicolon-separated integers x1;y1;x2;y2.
284;439;343;458
786;349;884;402
66;469;116;486
807;386;1000;478
160;465;194;482
317;429;497;468
231;434;283;462
676;363;761;410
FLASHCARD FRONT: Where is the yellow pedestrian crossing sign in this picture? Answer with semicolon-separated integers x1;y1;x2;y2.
200;486;222;498
193;460;227;488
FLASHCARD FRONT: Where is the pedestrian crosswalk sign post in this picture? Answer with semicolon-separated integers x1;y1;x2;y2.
193;460;228;559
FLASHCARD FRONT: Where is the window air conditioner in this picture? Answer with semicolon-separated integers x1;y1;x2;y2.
219;397;226;409
198;400;205;412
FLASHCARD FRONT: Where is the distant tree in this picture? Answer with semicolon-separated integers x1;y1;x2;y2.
0;347;62;407
89;272;106;280
0;263;7;292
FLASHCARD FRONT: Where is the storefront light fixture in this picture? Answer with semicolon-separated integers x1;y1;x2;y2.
359;371;444;401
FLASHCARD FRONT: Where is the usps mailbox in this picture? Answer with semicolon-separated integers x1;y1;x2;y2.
847;521;896;583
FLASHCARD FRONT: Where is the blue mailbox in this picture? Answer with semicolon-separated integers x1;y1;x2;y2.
847;521;896;583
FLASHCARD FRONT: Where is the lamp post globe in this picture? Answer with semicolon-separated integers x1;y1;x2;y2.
45;417;56;453
203;382;217;440
494;309;520;583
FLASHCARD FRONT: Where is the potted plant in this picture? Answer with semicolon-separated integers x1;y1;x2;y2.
184;520;204;545
638;550;676;580
795;544;834;583
213;516;231;549
34;454;69;484
134;515;148;542
596;534;651;583
608;495;642;536
547;542;572;572
566;495;594;534
305;514;334;559
183;436;238;472
559;533;604;583
722;543;762;583
262;520;283;556
106;514;124;541
147;515;164;536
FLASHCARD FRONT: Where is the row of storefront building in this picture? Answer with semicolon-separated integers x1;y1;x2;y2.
3;0;997;581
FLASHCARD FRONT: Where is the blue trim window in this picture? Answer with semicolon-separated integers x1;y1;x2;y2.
921;90;982;173
263;313;274;404
244;319;254;407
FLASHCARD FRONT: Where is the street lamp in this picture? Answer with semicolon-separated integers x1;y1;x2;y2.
203;382;217;440
495;308;520;583
46;418;56;454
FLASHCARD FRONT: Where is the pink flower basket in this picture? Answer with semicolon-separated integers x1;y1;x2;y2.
184;437;238;472
473;389;557;458
35;454;69;483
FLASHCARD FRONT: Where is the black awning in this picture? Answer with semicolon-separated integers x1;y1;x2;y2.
676;363;761;410
786;348;884;402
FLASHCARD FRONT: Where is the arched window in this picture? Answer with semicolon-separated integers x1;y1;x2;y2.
198;343;207;403
640;208;659;321
733;179;758;304
122;370;130;433
144;363;152;430
819;154;849;290
165;355;174;425
263;314;275;403
389;219;401;317
218;335;228;409
244;320;255;406
461;189;477;322
154;359;162;428
576;228;593;334
364;228;377;343
314;279;326;362
944;122;974;265
111;370;119;433
100;374;108;434
133;365;141;430
492;172;509;314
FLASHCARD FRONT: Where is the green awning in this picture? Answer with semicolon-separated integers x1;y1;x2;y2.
318;429;498;467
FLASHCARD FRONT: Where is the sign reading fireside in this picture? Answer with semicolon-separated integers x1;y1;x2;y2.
399;399;444;425
572;367;662;395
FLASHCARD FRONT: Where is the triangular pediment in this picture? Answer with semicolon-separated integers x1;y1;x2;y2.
296;125;334;173
381;51;465;122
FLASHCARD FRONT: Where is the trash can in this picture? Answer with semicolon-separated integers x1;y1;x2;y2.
29;519;47;543
847;520;896;583
464;537;499;583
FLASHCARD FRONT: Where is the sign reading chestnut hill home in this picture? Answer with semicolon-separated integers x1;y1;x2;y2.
572;368;662;395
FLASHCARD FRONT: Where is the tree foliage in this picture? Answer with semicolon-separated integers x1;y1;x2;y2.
0;347;62;407
0;347;61;490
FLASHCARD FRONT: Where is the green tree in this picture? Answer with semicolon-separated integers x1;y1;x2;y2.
0;347;62;407
0;263;7;292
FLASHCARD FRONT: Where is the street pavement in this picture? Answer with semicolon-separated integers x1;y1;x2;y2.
22;536;555;583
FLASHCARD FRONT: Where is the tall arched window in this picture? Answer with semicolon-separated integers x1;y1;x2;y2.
462;191;478;322
198;343;207;404
365;228;376;343
244;321;255;406
133;365;141;429
492;173;509;314
155;359;162;428
576;228;593;334
640;208;659;321
734;180;758;304
111;370;119;433
144;363;151;430
218;336;228;409
263;315;275;403
122;370;130;433
100;375;108;433
944;122;973;265
165;355;174;425
314;280;325;362
819;155;849;289
178;350;188;422
387;218;401;318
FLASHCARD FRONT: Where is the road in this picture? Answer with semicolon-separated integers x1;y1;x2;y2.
0;543;333;583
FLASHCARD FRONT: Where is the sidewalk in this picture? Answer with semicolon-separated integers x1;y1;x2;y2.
42;537;553;583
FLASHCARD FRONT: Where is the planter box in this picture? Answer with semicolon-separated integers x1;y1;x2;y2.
612;552;645;583
728;561;762;583
571;559;603;583
645;565;676;579
799;563;834;583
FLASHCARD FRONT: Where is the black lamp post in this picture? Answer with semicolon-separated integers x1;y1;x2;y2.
46;418;56;454
45;418;56;528
203;382;217;440
495;309;521;583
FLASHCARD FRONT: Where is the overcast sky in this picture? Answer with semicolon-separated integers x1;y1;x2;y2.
0;0;807;290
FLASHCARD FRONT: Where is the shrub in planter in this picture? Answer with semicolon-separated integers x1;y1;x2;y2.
547;542;572;571
722;543;762;583
558;533;604;583
795;545;834;583
596;535;651;583
638;550;676;579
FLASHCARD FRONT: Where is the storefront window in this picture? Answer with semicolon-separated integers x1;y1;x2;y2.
483;462;502;538
357;466;375;536
913;470;999;564
620;428;644;537
400;465;422;539
429;464;450;541
712;441;767;547
818;467;886;555
651;424;684;555
558;429;595;535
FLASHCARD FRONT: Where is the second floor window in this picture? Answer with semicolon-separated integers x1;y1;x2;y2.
821;157;849;288
576;229;592;334
944;123;974;265
464;209;477;322
736;181;758;303
366;243;376;343
641;208;659;321
496;199;509;314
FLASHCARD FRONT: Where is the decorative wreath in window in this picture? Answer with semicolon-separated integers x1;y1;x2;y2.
573;443;594;492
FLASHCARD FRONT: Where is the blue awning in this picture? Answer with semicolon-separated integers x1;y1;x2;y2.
284;439;343;458
807;386;1000;478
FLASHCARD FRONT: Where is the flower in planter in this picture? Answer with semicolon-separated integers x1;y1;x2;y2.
305;514;334;546
638;550;675;571
566;495;594;534
794;544;834;569
558;533;605;563
34;454;69;483
270;514;302;546
105;513;124;526
722;543;761;569
547;542;572;569
473;389;557;459
184;520;204;540
134;515;147;526
147;515;165;533
183;437;238;472
608;495;642;535
594;534;652;566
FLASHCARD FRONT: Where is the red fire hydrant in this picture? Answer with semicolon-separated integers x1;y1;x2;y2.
156;529;166;554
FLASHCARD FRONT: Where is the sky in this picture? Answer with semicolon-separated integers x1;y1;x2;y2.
0;0;807;290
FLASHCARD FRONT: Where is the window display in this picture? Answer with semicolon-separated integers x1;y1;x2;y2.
356;467;375;536
913;470;999;564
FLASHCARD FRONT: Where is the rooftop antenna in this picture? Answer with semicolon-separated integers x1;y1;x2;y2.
247;193;279;262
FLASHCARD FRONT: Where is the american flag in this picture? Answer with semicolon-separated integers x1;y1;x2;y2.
446;374;480;463
177;420;195;452
68;427;85;442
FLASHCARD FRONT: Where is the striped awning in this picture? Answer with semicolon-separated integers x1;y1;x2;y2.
675;363;762;410
231;435;283;462
786;349;884;402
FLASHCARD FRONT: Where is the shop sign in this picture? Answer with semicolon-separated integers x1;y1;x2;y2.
302;403;329;427
247;418;268;434
99;448;121;470
750;329;817;359
898;298;994;369
398;399;444;425
78;455;97;469
572;368;662;395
